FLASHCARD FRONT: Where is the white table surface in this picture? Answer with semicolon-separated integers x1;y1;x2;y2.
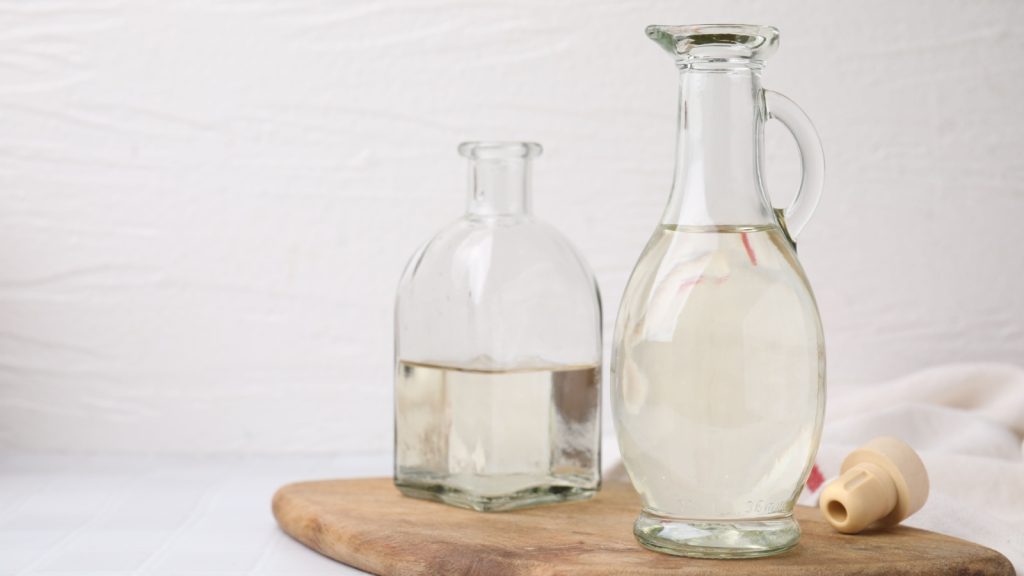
0;452;392;575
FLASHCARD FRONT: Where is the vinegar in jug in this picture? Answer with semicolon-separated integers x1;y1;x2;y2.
613;224;824;551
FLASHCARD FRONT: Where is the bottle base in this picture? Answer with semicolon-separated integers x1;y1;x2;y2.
633;509;801;559
395;477;597;512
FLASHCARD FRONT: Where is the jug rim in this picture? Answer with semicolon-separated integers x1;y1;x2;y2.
646;24;780;63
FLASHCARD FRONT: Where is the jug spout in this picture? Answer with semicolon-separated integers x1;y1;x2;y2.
646;24;779;65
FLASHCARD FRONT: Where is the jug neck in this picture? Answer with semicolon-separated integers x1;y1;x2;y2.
460;142;541;217
663;65;775;228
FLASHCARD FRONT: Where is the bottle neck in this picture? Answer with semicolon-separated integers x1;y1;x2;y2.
663;65;775;228
466;156;532;216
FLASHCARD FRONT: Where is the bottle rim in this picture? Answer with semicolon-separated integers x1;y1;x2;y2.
458;141;543;160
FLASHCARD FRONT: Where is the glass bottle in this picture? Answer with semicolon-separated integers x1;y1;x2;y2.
612;25;826;558
395;142;602;512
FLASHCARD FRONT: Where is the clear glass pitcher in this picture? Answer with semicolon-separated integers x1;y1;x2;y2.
395;142;602;512
611;25;826;558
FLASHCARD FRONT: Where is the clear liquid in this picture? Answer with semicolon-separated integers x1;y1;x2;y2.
613;225;825;521
395;360;600;511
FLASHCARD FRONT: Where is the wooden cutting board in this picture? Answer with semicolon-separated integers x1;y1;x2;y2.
272;478;1014;575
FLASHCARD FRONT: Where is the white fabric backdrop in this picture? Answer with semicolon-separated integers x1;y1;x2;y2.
604;363;1024;572
814;364;1024;572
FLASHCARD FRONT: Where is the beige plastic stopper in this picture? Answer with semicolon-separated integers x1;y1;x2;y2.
819;437;929;534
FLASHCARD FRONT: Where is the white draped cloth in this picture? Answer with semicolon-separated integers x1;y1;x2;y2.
607;363;1024;573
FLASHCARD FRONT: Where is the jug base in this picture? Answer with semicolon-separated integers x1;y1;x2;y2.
633;510;800;558
395;477;596;512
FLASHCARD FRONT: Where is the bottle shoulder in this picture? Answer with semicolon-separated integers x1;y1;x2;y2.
401;215;597;286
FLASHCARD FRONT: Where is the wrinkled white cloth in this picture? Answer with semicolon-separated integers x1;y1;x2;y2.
607;363;1024;572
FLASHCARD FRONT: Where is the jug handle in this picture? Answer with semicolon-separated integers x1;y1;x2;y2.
763;90;825;243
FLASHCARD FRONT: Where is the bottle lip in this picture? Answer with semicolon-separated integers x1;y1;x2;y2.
646;24;779;63
458;141;542;160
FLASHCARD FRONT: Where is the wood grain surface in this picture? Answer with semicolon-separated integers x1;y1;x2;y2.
272;478;1014;575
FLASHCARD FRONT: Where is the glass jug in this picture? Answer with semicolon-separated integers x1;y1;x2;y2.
395;142;602;512
611;25;826;558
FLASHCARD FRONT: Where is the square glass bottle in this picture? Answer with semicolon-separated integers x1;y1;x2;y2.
394;142;602;511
